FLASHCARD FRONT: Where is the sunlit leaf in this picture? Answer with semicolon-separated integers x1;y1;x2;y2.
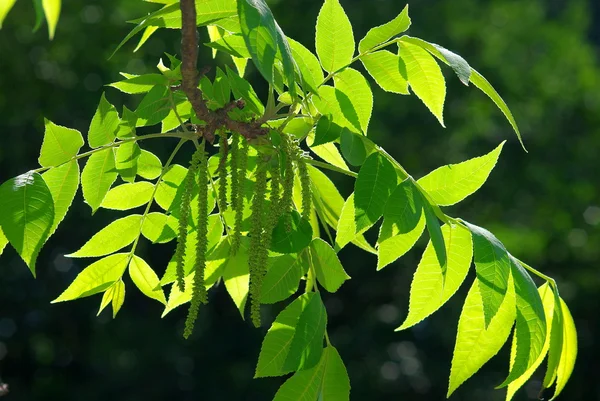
109;74;169;94
0;0;17;28
129;255;166;304
334;68;373;134
42;161;79;238
101;182;155;211
360;50;409;95
315;0;354;73
137;149;162;180
42;0;60;39
223;238;250;317
88;93;120;148
141;212;178;243
270;211;313;254
67;215;142;258
358;5;410;53
288;37;324;93
309;238;350;293
115;142;141;183
81;148;118;213
39;119;84;167
261;253;304;304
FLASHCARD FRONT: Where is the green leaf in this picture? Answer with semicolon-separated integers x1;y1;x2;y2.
358;5;410;53
223;237;250;317
0;172;55;275
67;215;142;258
498;257;546;387
238;0;297;96
360;50;409;94
335;193;367;251
421;196;447;271
213;67;231;108
154;164;189;213
115;142;141;183
309;238;350;293
447;275;517;396
377;180;425;270
315;86;362;135
261;254;304;304
464;222;512;328
312;117;348;148
0;0;17;28
42;0;60;39
135;85;170;127
315;0;355;74
129;255;166;304
548;298;577;400
542;290;564;393
52;253;129;302
288;38;324;93
98;282;115;316
399;36;471;85
398;224;472;330
255;293;312;378
283;292;327;371
111;279;125;317
117;106;138;139
273;346;350;401
206;34;251;59
141;212;178;243
333;68;373;134
339;130;377;167
100;182;154;211
398;41;446;126
354;153;397;233
81;148;118;213
470;69;525;150
109;74;169;94
88;93;120;148
226;66;265;115
506;283;555;401
418;142;505;206
137;149;162;180
134;25;159;53
271;211;313;254
307;139;349;174
39;119;84;167
42;161;79;237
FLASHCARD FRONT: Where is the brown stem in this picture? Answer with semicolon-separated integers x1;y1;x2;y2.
179;0;268;141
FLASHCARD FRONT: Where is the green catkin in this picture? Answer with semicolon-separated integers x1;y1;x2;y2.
231;138;248;254
229;133;240;216
174;150;201;292
297;157;311;220
258;160;281;280
183;147;209;339
248;160;268;328
280;134;295;230
218;132;228;210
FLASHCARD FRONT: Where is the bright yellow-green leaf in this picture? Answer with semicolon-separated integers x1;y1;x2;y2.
223;238;250;318
97;284;115;316
315;0;355;73
399;41;446;126
109;74;169;94
52;253;129;302
358;5;410;53
101;182;154;211
398;223;472;330
313;85;362;135
354;153;397;233
255;293;312;378
39;119;84;167
335;193;372;251
448;274;516;396
134;25;159;52
273;346;350;401
464;221;511;328
421;195;447;271
418;142;505;206
42;0;61;39
549;298;577;400
111;279;125;317
506;283;555;401
42;161;80;237
129;255;166;304
0;172;55;275
498;257;546;387
115;142;141;183
377;180;425;270
88;93;120;148
360;50;409;95
155;164;188;213
141;212;178;244
0;0;17;28
0;228;7;256
288;37;324;93
67;215;142;258
261;254;304;304
307;138;350;173
334;68;373;134
137;149;162;180
310;238;350;293
81;148;118;213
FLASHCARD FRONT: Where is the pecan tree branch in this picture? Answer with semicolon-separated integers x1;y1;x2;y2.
179;0;268;140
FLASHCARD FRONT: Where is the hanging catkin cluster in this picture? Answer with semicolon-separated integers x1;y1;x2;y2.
297;156;311;220
231;136;248;254
183;146;209;339
280;134;295;230
174;149;201;292
218;132;228;210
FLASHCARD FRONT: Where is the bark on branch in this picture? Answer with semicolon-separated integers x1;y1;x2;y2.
179;0;267;141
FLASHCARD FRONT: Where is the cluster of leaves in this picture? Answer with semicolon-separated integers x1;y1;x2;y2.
0;0;577;400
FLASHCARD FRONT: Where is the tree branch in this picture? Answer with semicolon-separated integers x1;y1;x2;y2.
179;0;268;141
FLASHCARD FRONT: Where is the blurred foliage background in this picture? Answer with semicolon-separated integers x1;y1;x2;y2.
0;0;598;400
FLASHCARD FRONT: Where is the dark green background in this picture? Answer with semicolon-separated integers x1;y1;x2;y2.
0;0;598;400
